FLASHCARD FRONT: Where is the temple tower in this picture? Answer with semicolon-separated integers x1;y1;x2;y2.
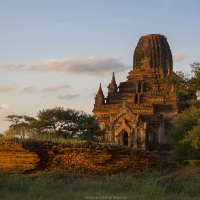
93;34;188;150
133;34;173;77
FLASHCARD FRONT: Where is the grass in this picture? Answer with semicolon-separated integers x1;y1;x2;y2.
30;133;87;144
2;133;88;145
0;171;200;200
2;134;125;151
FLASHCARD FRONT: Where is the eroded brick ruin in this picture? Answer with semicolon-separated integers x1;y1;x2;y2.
0;141;174;174
93;34;188;150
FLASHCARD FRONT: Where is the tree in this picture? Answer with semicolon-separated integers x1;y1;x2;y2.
75;112;104;140
35;107;73;135
168;62;200;162
170;106;200;162
5;108;104;141
34;107;104;140
165;62;200;105
5;115;37;139
187;62;200;106
165;71;189;94
189;62;200;93
181;119;200;150
35;107;81;138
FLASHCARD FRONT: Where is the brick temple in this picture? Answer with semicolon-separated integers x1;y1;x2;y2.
93;34;187;150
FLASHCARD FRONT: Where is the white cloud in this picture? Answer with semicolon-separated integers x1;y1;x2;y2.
0;85;16;92
0;104;9;109
173;54;187;62
1;64;25;71
58;94;79;100
22;86;37;93
43;84;71;92
31;56;128;76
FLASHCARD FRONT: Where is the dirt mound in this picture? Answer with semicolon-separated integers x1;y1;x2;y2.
0;140;175;175
0;140;39;174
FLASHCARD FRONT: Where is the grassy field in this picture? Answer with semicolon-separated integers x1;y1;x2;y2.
0;167;200;200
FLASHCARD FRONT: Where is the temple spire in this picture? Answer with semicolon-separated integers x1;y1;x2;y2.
107;72;117;93
97;83;104;96
94;83;105;106
111;72;116;85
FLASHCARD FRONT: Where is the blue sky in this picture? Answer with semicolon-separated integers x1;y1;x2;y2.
0;0;200;132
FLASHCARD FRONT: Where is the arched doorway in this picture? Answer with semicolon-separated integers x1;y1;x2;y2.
123;132;128;146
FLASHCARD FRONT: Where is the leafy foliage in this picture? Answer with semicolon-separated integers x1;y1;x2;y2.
165;71;189;94
5;115;37;139
35;107;103;140
5;107;104;141
36;107;78;136
181;119;200;149
189;62;200;94
168;62;200;162
165;62;200;106
170;106;200;161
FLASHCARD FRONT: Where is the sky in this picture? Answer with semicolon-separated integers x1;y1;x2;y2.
0;0;200;132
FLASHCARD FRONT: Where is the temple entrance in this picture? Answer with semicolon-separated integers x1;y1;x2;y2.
123;132;128;146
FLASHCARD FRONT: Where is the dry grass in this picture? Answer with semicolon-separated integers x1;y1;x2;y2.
0;167;200;200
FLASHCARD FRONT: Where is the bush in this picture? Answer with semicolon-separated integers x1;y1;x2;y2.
169;106;200;162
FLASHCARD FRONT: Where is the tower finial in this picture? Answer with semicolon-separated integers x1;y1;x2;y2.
112;72;116;83
96;83;104;97
107;72;117;93
94;83;105;106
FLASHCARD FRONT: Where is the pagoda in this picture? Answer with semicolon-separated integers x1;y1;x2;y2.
93;34;187;150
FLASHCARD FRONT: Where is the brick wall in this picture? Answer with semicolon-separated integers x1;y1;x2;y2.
0;140;175;174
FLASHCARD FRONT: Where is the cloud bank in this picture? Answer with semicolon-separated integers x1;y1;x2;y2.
43;84;71;92
58;94;79;100
0;85;16;92
173;54;187;62
1;64;25;71
22;86;37;93
31;56;128;76
0;104;9;110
